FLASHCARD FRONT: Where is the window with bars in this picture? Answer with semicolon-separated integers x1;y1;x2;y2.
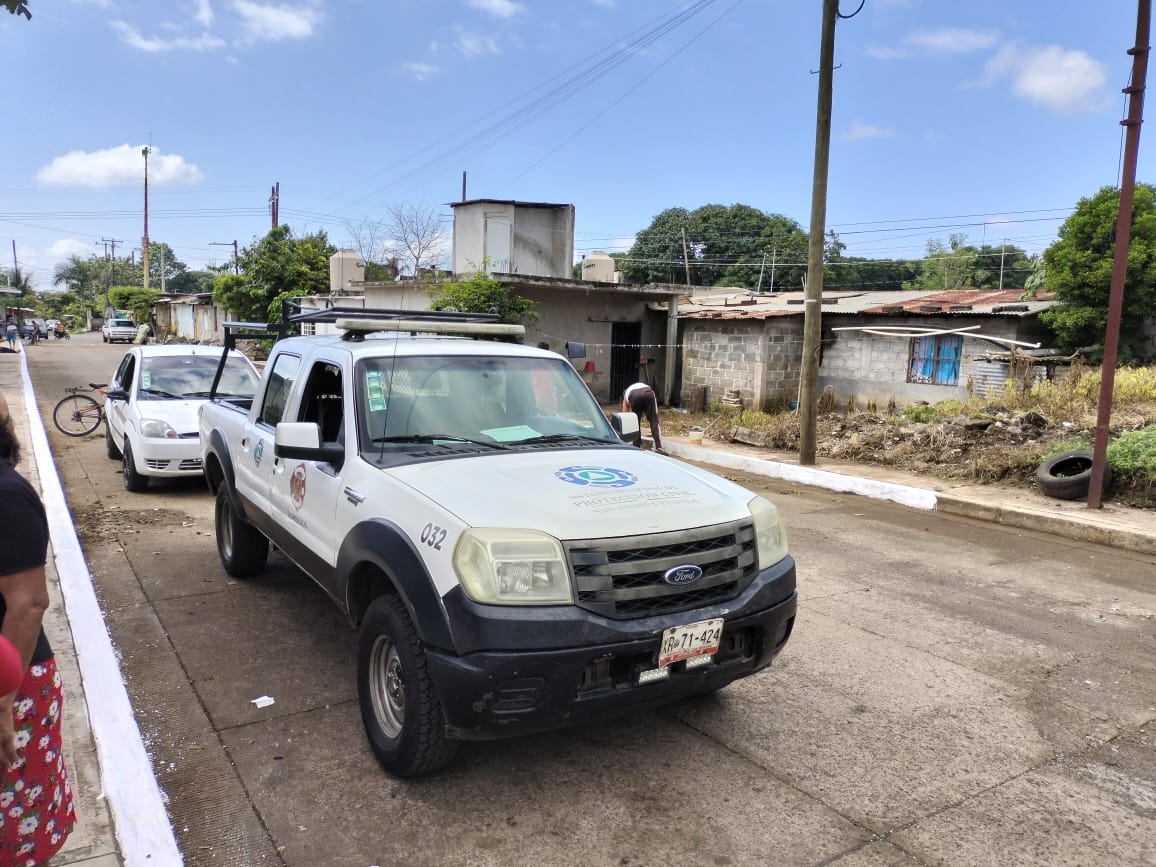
908;334;963;386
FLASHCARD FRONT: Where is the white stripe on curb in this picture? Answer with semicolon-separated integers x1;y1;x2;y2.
664;442;940;512
19;353;183;866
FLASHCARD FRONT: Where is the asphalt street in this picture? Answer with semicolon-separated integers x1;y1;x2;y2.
22;333;1156;867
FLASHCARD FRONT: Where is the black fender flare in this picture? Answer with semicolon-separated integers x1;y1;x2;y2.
337;518;455;652
204;429;248;519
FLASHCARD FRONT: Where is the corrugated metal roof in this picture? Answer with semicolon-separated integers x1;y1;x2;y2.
678;288;1055;320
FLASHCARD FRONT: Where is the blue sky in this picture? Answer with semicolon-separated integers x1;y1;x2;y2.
2;0;1150;289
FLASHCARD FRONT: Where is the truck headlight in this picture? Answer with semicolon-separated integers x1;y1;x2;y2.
748;496;789;569
140;418;179;439
453;529;574;605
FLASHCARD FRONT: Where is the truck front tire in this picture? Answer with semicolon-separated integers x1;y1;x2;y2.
215;489;269;577
357;594;456;778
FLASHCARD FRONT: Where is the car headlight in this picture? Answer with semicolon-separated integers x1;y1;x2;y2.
748;496;789;569
140;418;179;439
453;529;574;605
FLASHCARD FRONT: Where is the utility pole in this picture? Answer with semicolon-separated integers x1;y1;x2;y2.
998;237;1008;290
1090;0;1151;509
142;146;151;289
681;227;692;288
211;240;240;275
99;237;124;316
769;246;777;292
756;250;768;291
798;0;839;465
269;182;280;229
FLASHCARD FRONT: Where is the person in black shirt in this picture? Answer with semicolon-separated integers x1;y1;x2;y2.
621;381;667;455
0;393;76;863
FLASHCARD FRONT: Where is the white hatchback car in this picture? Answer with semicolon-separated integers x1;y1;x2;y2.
104;345;261;492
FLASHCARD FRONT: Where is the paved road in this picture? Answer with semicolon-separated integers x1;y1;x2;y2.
24;334;1156;867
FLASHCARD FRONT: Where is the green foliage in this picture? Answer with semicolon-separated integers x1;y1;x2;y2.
903;404;938;423
623;205;810;290
1107;424;1156;479
426;270;537;324
1040;184;1156;360
216;226;336;325
900;234;1033;293
3;1;31;19
107;285;161;322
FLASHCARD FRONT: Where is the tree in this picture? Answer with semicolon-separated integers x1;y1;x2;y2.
426;270;536;325
344;218;401;282
383;203;448;278
624;204;810;289
903;234;978;292
214;226;336;323
108;286;161;322
3;2;31;19
971;243;1033;289
1040;184;1156;360
823;232;921;292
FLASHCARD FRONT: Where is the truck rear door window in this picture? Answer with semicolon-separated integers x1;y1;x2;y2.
258;353;301;428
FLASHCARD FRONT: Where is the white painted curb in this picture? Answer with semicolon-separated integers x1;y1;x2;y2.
665;442;940;511
19;353;183;866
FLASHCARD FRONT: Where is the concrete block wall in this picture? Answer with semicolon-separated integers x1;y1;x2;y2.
682;321;764;408
764;322;804;409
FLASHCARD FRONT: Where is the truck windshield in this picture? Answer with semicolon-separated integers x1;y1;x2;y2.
356;355;618;451
139;354;260;400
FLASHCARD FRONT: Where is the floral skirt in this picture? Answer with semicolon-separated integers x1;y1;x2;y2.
0;659;76;867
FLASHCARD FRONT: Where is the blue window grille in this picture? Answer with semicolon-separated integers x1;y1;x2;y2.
908;335;962;386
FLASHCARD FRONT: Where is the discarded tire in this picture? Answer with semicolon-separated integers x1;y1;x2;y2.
1036;450;1110;500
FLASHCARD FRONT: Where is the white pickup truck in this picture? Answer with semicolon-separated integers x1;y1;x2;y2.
199;308;797;777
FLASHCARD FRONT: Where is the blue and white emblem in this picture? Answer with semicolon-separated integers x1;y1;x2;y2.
664;564;703;586
555;466;638;488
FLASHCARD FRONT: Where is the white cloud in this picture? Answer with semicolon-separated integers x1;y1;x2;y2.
111;21;225;52
47;239;95;262
192;0;214;27
36;145;203;189
845;122;896;141
455;28;501;58
69;0;114;7
401;61;439;82
467;0;523;18
591;0;615;7
869;27;999;61
983;43;1109;114
232;1;321;42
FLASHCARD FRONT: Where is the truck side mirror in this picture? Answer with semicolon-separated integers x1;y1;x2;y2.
275;422;344;466
610;412;641;446
104;388;130;402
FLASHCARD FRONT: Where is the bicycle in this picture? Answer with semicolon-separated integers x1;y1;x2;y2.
52;383;108;437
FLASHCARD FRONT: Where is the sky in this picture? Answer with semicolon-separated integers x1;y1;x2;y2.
2;0;1151;290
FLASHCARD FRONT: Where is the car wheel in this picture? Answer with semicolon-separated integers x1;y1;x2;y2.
1036;449;1110;500
214;489;269;578
106;423;121;459
122;441;149;492
357;594;456;778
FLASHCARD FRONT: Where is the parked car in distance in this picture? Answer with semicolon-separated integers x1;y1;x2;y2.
102;318;137;343
105;345;261;492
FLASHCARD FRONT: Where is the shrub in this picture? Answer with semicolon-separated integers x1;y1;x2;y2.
1107;424;1156;481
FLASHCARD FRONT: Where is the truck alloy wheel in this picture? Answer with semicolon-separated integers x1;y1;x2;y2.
357;594;455;777
122;442;149;492
214;489;269;578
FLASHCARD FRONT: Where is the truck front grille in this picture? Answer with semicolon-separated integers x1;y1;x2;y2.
567;519;758;620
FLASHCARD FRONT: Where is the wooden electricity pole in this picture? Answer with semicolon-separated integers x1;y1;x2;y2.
1089;0;1151;508
799;0;839;465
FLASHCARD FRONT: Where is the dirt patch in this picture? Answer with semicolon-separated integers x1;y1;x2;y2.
661;407;1156;509
70;504;198;547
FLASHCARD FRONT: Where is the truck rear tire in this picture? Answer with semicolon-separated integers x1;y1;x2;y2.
357;594;456;778
122;442;149;492
215;489;269;577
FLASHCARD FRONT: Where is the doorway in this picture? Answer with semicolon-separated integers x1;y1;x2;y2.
609;321;642;402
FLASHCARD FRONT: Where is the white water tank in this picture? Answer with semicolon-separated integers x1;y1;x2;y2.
330;250;366;293
581;251;616;282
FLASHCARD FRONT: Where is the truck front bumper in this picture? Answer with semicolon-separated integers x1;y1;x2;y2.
427;556;796;740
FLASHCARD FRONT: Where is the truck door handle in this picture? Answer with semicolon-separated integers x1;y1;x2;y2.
344;487;365;505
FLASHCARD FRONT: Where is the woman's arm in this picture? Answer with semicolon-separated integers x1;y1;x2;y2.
0;565;49;768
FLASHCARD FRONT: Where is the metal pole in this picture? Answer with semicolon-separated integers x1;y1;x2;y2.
142;147;150;289
799;0;838;465
681;227;692;288
233;240;239;274
769;247;777;292
1089;0;1150;509
756;251;768;291
998;237;1007;290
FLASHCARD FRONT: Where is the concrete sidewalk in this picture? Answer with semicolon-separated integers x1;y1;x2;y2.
2;348;181;866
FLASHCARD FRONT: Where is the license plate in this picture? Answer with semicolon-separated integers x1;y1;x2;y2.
658;618;724;668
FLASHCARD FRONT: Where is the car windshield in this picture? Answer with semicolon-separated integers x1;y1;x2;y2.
356;354;617;453
138;353;260;400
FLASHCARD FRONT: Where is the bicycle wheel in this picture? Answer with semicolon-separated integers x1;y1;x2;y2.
53;394;102;436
